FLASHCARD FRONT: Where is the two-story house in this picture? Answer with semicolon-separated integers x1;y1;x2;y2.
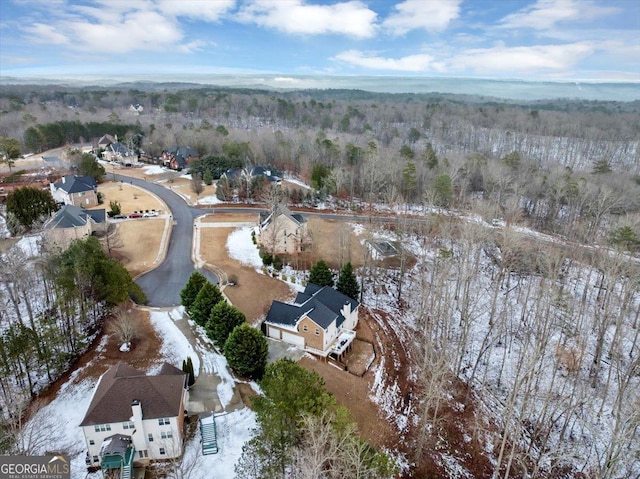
80;362;188;470
44;204;106;250
161;146;199;170
258;203;310;254
50;175;98;207
264;283;358;360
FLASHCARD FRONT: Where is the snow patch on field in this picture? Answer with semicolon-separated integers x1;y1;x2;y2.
183;408;257;478
149;307;201;375
0;214;9;238
226;227;262;268
198;195;223;205
143;165;166;175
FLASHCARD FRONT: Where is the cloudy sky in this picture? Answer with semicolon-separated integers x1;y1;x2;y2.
1;0;638;81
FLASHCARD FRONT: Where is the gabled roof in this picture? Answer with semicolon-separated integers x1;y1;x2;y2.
260;203;306;229
165;146;199;167
97;134;116;146
80;362;186;426
53;175;96;194
44;205;105;229
265;283;359;330
109;142;134;157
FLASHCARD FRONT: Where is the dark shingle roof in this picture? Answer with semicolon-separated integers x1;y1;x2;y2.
53;175;96;194
80;362;186;426
45;205;105;230
266;283;359;330
265;300;301;326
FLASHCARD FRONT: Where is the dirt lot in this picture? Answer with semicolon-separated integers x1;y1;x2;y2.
298;315;398;451
95;180;165;215
298;217;368;270
111;219;168;277
198;215;295;322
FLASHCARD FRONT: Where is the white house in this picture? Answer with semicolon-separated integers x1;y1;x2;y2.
80;362;187;470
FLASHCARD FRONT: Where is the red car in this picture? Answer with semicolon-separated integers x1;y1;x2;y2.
128;213;143;218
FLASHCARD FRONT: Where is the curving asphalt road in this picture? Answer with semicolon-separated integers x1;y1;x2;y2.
113;174;218;307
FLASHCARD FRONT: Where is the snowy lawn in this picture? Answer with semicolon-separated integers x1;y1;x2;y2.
226;227;262;269
198;195;223;205
143;165;166;175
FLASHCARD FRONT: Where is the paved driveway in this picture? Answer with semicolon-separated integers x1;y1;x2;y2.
114;174;217;307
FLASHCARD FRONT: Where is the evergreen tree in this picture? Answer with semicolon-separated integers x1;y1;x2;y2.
6;186;57;233
308;259;333;287
223;324;268;379
180;271;207;314
206;301;246;348
190;281;223;327
182;356;195;387
336;262;360;300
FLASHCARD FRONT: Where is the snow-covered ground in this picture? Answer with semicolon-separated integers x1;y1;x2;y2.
226;227;262;269
0;214;9;238
20;306;257;479
198;195;223;205
143;165;166;175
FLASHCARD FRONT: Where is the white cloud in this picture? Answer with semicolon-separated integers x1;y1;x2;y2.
237;0;377;38
383;0;461;35
158;0;235;22
499;0;620;30
18;1;216;54
333;49;438;72
333;42;597;76
448;42;595;74
22;23;70;45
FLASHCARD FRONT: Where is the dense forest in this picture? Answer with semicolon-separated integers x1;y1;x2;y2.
1;83;639;477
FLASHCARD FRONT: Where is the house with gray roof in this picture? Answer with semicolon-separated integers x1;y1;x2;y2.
80;362;188;469
44;204;106;249
264;283;358;359
50;175;98;207
161;146;199;170
258;203;310;254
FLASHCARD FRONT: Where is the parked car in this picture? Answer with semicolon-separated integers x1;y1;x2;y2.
129;213;143;218
113;214;127;219
143;211;158;217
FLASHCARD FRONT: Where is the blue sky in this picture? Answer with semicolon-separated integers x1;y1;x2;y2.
1;0;638;81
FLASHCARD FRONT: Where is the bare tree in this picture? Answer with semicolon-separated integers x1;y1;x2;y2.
107;306;141;346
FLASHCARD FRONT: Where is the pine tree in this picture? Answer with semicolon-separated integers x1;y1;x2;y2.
190;281;223;327
336;262;359;300
223;324;269;379
186;356;195;387
180;271;207;315
206;301;247;348
308;259;334;287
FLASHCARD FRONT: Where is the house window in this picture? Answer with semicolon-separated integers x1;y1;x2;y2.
92;456;99;463
148;433;153;442
303;324;308;332
138;450;148;459
122;421;135;429
89;439;95;446
315;328;320;336
158;418;171;426
94;424;111;432
161;431;173;439
159;448;166;455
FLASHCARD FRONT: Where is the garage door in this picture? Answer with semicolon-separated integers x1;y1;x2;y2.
267;326;281;339
282;331;305;347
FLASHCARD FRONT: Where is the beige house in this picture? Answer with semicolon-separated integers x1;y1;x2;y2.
44;204;106;250
50;175;98;207
80;362;188;472
264;283;358;360
258;204;310;254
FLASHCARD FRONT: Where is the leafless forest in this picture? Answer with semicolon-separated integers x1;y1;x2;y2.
1;83;639;477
